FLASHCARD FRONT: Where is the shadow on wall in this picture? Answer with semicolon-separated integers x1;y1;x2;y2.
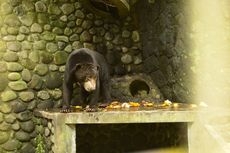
76;123;188;153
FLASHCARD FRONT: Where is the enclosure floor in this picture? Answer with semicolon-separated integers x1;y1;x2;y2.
206;108;230;152
132;147;187;153
191;107;230;153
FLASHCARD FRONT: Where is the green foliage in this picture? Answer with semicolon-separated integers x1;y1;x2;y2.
35;134;45;153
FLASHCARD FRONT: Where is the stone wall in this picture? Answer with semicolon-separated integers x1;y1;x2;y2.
0;0;193;152
33;115;54;153
136;0;193;102
0;0;142;152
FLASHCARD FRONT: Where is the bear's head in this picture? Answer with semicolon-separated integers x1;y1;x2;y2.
74;63;99;92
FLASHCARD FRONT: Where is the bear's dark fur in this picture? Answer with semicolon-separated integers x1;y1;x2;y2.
62;48;111;111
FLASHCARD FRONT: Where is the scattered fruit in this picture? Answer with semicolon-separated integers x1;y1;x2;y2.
121;102;130;108
141;101;154;107
163;99;172;106
129;102;140;107
60;100;197;113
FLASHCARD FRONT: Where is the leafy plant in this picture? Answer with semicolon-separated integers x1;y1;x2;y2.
35;134;46;153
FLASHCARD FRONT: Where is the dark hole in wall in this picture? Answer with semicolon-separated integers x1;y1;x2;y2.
76;123;188;153
90;0;117;13
129;80;150;97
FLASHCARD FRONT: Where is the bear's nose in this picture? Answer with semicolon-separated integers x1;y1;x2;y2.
84;79;96;92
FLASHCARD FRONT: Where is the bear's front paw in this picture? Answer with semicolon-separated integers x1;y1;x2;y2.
85;105;98;112
98;102;109;108
60;105;72;113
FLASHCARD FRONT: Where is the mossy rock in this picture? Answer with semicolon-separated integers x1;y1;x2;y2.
0;131;10;144
21;41;32;50
8;81;28;91
45;72;63;89
29;75;44;90
0;103;12;114
8;72;21;81
7;27;19;35
4;14;20;26
19;26;30;34
37;90;50;100
20;120;35;133
2;139;21;151
61;3;75;15
21;59;36;70
21;69;32;82
22;1;35;12
7;42;21;52
1;2;13;15
1;90;17;102
0;73;8;91
12;101;27;113
41;31;55;41
19;142;35;153
0;41;6;52
54;51;68;65
7;62;23;72
50;20;66;28
15;131;31;142
19;91;35;102
35;1;47;12
4;114;16;124
0;62;7;73
55;35;69;42
29;51;40;63
46;42;58;52
3;51;18;62
40;51;53;64
80;31;92;42
31;23;43;33
34;64;49;76
0;113;3;123
52;27;63;34
48;4;61;15
19;12;35;26
16;111;32;121
37;13;48;24
75;10;85;19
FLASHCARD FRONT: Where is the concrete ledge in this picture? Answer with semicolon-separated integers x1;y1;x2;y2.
35;109;197;124
34;108;197;153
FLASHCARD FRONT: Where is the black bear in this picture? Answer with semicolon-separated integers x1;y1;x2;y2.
62;48;111;112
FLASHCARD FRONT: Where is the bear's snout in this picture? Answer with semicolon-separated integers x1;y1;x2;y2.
84;79;96;92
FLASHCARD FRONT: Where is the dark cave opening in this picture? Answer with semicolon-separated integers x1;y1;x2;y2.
129;80;150;97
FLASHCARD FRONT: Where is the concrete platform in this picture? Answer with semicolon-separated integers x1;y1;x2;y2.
36;109;196;124
35;108;197;153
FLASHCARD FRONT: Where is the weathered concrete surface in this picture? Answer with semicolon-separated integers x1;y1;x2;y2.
52;115;76;153
188;108;230;153
36;109;196;153
36;108;230;153
36;109;196;124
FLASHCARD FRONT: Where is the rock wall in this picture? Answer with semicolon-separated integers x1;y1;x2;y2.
0;0;142;152
0;0;193;152
33;115;54;153
136;0;193;102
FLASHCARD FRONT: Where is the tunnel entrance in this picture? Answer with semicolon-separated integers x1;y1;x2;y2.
129;80;150;97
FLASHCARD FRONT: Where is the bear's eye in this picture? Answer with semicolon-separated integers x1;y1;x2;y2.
85;76;96;82
85;77;91;81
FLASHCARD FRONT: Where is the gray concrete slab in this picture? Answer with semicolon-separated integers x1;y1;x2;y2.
36;109;197;124
35;108;196;153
